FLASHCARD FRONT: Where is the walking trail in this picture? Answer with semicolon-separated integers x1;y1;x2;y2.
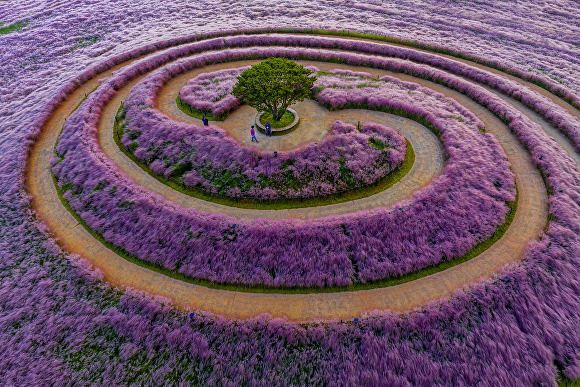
101;59;443;219
28;36;580;321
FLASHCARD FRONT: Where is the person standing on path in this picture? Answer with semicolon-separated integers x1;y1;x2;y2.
202;115;209;126
250;125;258;142
265;121;272;137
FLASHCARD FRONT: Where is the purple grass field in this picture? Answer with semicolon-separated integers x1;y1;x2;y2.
53;52;514;287
178;66;247;117
2;1;580;385
121;68;407;199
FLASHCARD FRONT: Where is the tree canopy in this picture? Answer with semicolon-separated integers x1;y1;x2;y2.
232;58;316;121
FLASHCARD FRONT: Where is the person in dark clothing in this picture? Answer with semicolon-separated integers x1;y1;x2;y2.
265;121;272;136
202;115;209;126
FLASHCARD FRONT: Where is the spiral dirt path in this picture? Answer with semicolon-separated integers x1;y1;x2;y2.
100;60;443;220
27;36;572;322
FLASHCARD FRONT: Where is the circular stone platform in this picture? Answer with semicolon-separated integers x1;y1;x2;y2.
255;108;300;135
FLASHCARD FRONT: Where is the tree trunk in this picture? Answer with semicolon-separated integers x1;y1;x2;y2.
273;109;286;121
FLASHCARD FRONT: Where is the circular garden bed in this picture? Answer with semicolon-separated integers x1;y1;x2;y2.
255;108;300;135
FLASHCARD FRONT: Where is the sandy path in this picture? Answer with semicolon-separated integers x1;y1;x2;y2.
100;60;443;219
26;37;562;321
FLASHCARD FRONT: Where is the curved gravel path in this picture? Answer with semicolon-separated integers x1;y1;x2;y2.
27;39;560;322
100;61;443;220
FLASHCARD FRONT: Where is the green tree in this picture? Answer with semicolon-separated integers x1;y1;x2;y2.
232;58;316;121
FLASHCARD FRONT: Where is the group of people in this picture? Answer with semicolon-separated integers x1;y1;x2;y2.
250;122;272;142
202;115;272;144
